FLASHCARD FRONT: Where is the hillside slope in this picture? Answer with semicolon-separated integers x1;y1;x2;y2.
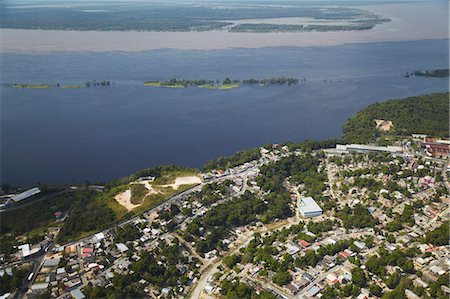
343;93;449;143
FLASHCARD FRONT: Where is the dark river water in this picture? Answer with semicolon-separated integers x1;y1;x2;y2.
1;39;449;185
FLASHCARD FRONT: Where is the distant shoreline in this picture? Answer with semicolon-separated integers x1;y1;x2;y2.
1;2;448;53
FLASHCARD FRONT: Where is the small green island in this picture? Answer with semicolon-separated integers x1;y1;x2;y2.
144;77;302;89
403;68;449;78
2;80;113;89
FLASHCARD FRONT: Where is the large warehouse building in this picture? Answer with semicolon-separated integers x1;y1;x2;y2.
299;197;323;218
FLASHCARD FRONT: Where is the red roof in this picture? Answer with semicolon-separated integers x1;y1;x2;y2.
299;240;310;248
54;211;63;217
82;247;94;253
339;251;351;259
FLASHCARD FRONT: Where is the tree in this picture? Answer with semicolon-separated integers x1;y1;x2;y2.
273;271;291;286
351;267;367;287
369;284;383;297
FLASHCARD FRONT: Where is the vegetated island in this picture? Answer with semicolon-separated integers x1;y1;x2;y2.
403;68;449;78
0;3;390;33
2;80;112;89
144;77;303;89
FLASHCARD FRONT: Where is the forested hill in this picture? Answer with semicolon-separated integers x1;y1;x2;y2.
343;93;449;143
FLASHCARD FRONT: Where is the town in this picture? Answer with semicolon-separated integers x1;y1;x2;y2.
1;134;449;299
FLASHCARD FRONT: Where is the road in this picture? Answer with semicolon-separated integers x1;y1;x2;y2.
295;264;343;299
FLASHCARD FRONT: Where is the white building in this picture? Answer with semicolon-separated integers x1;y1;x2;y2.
11;187;41;203
299;197;323;218
336;144;403;154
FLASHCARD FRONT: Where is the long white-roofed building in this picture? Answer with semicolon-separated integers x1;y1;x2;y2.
299;197;323;218
11;187;41;203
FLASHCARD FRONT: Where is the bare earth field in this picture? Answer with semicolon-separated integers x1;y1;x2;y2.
0;2;448;53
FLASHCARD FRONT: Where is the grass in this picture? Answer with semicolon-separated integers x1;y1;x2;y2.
144;82;162;87
218;83;240;90
61;85;82;89
144;82;186;88
14;84;51;89
106;169;200;218
198;83;241;90
152;169;200;185
130;184;148;205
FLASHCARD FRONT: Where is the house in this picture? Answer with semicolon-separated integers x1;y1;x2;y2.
353;241;366;251
116;243;129;253
325;273;339;285
70;288;86;299
307;285;321;297
43;258;60;268
286;283;299;294
299;240;310;248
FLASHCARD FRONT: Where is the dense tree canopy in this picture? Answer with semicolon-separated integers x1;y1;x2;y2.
343;93;449;143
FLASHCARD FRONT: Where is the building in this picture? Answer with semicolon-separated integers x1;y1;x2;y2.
11;187;41;203
70;288;86;299
299;197;323;218
421;140;450;157
336;144;403;154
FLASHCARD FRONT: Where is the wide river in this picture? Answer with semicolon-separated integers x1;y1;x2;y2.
1;39;449;185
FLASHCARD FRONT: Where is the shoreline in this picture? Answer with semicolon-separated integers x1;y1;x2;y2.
0;2;448;53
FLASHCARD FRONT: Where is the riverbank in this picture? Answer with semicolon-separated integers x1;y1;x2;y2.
0;2;447;53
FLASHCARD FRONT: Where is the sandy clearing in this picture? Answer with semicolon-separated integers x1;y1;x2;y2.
114;189;142;211
137;180;159;195
162;176;202;190
115;180;161;211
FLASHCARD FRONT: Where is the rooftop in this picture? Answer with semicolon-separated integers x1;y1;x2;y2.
299;197;323;214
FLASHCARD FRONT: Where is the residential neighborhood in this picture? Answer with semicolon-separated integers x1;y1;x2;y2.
1;135;449;299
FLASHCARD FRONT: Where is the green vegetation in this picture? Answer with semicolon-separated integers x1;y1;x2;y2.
343;93;449;143
144;77;302;89
365;247;417;277
144;79;214;88
3;80;111;89
424;221;449;246
57;191;116;243
83;239;194;298
130;184;148;205
0;263;32;295
185;191;280;254
405;68;449;78
114;224;141;243
0;3;388;33
230;21;387;32
204;147;261;170
336;204;377;229
243;77;301;86
0;190;97;255
55;166;198;242
220;279;277;299
257;153;327;197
